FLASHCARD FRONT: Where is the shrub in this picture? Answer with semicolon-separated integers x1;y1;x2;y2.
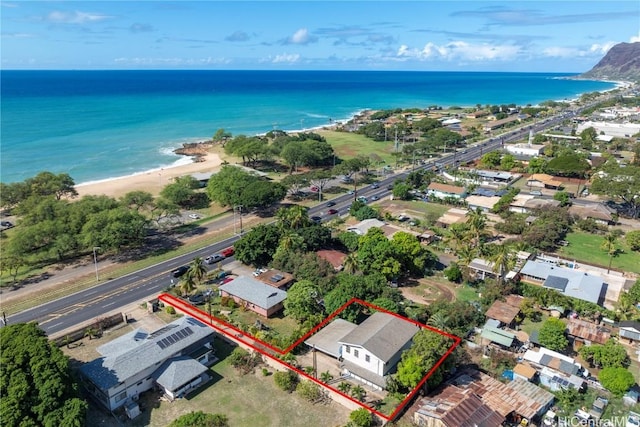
166;306;176;315
261;368;270;376
296;380;322;401
444;262;462;283
627;230;640;251
228;348;262;374
349;408;373;427
274;370;299;393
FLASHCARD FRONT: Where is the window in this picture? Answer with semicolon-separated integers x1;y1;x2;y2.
115;391;127;402
345;346;350;353
354;349;359;358
365;354;370;363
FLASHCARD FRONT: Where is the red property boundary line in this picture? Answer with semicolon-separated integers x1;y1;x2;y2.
158;293;460;422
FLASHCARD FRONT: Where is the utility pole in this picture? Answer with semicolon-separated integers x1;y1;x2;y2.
93;247;101;282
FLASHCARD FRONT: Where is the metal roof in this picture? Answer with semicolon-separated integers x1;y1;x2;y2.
520;261;605;305
544;275;568;291
153;356;208;392
304;319;357;358
219;276;287;309
485;300;520;325
80;316;214;391
481;325;515;347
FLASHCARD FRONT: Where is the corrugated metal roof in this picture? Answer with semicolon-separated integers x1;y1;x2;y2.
219;276;287;309
567;318;611;344
485;300;520;324
481;325;515;347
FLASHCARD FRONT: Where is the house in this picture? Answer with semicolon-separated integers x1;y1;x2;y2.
485;299;522;328
618;321;640;343
346;218;386;235
519;260;606;306
513;363;537;382
538;366;586;392
482;115;521;132
576;121;640;139
218;276;287;317
566;318;611;347
436;208;468;228
526;174;563;189
306;312;420;390
316;249;347;271
412;385;505;427
472;169;519;185
568;204;615;225
481;322;517;349
426;182;467;200
506;143;546;157
79;316;216;411
509;194;561;214
254;268;295;290
414;369;554;426
468;258;498;281
465;195;501;213
466;110;490;119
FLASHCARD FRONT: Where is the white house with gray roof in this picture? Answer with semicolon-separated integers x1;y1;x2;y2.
219;276;287;317
519;260;606;306
79;316;216;411
305;312;419;390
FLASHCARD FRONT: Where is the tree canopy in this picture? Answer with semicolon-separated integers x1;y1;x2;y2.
0;323;88;427
207;165;285;209
598;367;636;397
538;317;568;351
169;411;229;427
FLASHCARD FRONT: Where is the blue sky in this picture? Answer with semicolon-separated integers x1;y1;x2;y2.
2;1;639;72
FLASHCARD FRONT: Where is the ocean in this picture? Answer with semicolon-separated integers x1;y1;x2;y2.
0;70;616;184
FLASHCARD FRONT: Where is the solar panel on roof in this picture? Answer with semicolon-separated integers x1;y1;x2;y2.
157;341;167;349
561;380;569;386
175;330;185;339
166;335;176;344
184;327;193;336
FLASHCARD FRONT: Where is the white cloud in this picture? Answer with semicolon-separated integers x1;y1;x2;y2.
589;42;616;55
272;53;300;63
542;46;580;58
630;32;640;43
1;32;36;38
397;41;520;62
283;28;317;45
113;57;231;66
46;10;112;24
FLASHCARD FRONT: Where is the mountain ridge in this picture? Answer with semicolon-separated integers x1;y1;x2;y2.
580;42;640;82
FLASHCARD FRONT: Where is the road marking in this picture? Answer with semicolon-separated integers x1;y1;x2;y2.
102;302;116;308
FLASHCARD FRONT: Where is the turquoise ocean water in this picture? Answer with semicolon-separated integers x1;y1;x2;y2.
0;70;616;184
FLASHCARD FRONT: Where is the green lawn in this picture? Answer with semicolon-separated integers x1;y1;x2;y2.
559;231;640;274
319;130;396;164
456;285;481;302
519;313;549;336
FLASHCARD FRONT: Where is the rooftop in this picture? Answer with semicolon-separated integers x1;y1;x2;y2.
304;319;357;358
254;268;294;289
566;318;611;344
513;363;537;380
414;386;504;427
219;276;287;309
427;182;466;195
480;324;516;347
338;311;420;363
520;260;606;305
485;300;521;325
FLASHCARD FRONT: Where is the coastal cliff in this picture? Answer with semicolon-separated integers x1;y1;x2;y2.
581;42;640;82
173;141;213;162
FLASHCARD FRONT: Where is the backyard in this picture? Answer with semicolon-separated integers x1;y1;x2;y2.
319;130;397;165
559;231;640;274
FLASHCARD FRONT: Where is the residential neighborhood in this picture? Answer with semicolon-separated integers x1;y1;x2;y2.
2;84;640;427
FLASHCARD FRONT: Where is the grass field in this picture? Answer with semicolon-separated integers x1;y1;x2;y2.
559;231;640;274
319;130;396;164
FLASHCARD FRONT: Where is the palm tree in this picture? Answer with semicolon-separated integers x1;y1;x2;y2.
444;223;469;254
320;371;334;383
488;243;515;286
427;312;450;332
276;205;309;230
186;257;208;286
278;232;305;252
179;274;197;297
601;232;618;274
342;253;360;274
456;245;478;282
337;382;351;394
465;207;488;249
351;385;366;402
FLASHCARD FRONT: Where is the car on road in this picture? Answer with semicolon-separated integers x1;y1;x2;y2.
327;208;338;215
310;216;322;223
357;196;368;203
326;201;336;207
221;247;235;258
188;213;201;219
529;190;542;196
371;183;379;189
371;195;380;201
171;266;189;278
205;253;225;264
347;190;355;195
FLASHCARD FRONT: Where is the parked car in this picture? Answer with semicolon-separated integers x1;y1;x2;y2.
187;293;205;305
171;266;189;278
188;213;201;219
529;190;542;196
221;247;235;258
253;267;268;277
205;253;225;264
397;213;410;222
327;209;338;215
0;221;13;229
310;185;319;192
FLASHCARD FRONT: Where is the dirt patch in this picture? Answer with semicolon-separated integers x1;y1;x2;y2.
400;278;456;305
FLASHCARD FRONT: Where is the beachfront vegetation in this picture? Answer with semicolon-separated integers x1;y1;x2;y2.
206;165;286;209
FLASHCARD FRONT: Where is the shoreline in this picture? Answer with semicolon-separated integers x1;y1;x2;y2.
74;151;224;199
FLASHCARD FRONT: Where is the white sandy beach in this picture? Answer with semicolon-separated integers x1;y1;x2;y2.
74;152;224;199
